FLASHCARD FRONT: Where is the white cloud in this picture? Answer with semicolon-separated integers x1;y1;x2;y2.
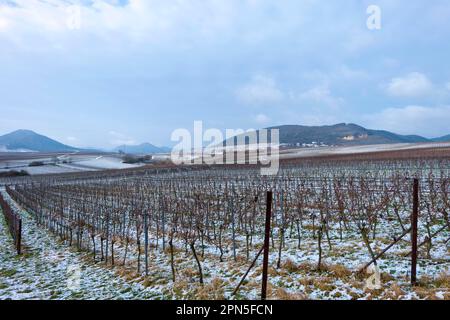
254;113;271;125
0;0;239;49
281;109;343;127
1;0;312;51
386;72;433;97
237;76;344;111
108;130;136;146
0;16;9;31
295;85;344;109
302;65;369;86
336;65;369;81
2;0;450;141
363;105;450;138
236;75;284;105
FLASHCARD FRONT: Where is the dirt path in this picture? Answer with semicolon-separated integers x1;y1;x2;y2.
0;190;163;300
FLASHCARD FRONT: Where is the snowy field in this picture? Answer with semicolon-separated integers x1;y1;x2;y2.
1;151;449;300
0;190;166;300
1;186;449;300
0;153;145;176
280;142;450;160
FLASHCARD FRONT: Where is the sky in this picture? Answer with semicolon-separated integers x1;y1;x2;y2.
1;0;450;149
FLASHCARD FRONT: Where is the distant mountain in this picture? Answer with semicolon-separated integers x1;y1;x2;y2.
2;125;448;155
270;123;430;146
114;143;170;154
228;123;446;147
0;130;78;152
432;134;450;142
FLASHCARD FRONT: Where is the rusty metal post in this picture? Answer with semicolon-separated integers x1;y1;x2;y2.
411;178;419;285
232;246;264;296
261;191;273;300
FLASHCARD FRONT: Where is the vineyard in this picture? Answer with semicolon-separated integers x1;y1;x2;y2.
1;158;450;300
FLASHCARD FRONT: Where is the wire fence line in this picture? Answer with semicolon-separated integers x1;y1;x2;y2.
0;192;22;255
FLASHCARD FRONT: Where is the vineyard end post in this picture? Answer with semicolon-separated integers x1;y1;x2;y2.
17;218;22;255
261;190;273;300
411;178;419;285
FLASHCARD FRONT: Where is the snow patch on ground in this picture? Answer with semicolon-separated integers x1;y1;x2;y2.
0;192;165;300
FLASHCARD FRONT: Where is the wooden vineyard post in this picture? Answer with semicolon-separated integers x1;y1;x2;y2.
16;218;22;255
261;191;273;300
0;192;22;255
144;212;149;276
411;178;419;285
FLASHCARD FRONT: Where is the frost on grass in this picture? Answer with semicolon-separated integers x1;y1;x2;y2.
0;200;165;300
1;200;449;300
1;169;449;301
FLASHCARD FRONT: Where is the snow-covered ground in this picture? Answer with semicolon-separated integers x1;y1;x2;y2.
280;142;450;159
0;190;166;300
58;156;144;170
0;154;145;176
1;184;449;300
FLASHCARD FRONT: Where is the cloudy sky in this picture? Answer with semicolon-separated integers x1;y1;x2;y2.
1;0;450;148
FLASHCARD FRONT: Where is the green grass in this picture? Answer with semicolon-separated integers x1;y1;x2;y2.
19;288;33;294
0;268;18;277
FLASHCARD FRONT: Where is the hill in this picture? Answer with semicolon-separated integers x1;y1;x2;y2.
268;123;430;146
114;143;170;154
432;135;450;142
0;130;78;152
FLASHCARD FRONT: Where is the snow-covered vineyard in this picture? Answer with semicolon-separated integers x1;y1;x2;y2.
1;158;449;300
